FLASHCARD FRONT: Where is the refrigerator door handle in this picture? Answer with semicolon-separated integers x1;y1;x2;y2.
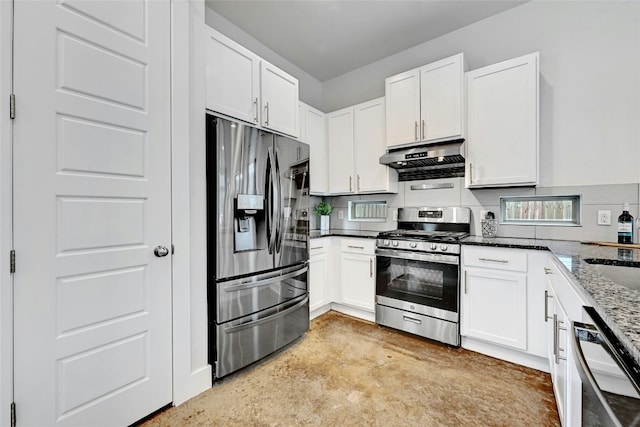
274;148;283;254
266;147;277;254
222;266;308;292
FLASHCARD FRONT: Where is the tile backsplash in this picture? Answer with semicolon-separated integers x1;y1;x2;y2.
312;178;640;243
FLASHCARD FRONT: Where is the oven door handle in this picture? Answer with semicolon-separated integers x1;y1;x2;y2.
375;248;459;265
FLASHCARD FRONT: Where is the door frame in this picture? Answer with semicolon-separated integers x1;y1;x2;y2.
0;0;13;425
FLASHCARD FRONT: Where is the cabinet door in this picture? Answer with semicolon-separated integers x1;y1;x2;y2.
309;242;330;314
327;107;355;194
461;267;528;350
547;286;569;426
260;61;299;137
354;97;392;193
385;68;421;147
303;104;328;195
340;253;375;311
466;52;539;187
205;28;260;124
420;53;464;142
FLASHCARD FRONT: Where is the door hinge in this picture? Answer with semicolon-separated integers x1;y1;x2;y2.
10;250;15;274
10;402;16;427
171;244;175;255
9;94;15;120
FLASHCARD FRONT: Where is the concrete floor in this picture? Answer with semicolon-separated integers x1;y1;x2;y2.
141;311;560;426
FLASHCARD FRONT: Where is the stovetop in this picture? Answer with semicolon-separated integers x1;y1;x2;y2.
377;229;469;243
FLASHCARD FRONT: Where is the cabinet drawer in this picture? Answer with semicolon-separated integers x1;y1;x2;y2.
340;238;375;254
309;237;330;255
463;246;527;272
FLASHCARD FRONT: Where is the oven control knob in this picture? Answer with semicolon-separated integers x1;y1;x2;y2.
383;239;390;246
439;244;448;251
430;243;438;250
391;241;399;247
410;242;417;249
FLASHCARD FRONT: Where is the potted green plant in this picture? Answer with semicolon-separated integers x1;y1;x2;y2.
314;201;333;230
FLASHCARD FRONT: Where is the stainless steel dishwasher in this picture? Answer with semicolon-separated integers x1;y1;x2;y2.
572;306;640;426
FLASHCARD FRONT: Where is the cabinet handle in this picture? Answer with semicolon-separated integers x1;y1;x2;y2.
414;121;418;141
349;176;352;192
544;267;553;275
553;314;559;364
556;319;567;363
469;163;473;184
357;175;361;191
544;290;553;322
347;245;364;250
370;258;373;278
310;247;323;250
478;257;509;264
264;102;269;125
422;119;425;139
253;98;258;123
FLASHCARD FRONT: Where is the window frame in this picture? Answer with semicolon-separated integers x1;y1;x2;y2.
499;195;582;226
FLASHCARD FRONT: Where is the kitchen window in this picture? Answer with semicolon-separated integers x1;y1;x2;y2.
500;195;582;226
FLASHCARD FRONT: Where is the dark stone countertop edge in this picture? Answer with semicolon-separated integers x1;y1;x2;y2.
309;229;380;239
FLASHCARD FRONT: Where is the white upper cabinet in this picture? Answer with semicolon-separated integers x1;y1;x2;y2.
260;61;299;137
327;97;397;195
465;52;539;188
354;98;395;193
205;27;260;125
299;102;328;195
205;27;299;138
327;107;355;194
385;53;465;148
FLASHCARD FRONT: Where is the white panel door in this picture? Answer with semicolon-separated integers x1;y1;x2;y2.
327;107;354;194
385;68;420;147
260;61;299;137
354;97;388;193
205;27;260;125
13;1;172;425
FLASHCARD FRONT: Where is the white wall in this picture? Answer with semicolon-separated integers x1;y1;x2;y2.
205;6;324;110
323;1;640;187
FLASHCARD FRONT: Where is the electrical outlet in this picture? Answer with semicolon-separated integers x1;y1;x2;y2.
392;210;398;221
338;209;344;220
597;210;611;225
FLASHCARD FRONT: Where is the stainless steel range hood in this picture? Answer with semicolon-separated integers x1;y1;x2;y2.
379;139;465;181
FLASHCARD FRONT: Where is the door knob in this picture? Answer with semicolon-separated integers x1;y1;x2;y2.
154;246;170;257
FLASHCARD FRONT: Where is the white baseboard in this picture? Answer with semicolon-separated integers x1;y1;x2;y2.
462;336;550;373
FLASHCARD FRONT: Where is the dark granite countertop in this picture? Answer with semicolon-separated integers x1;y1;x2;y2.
463;236;640;366
309;229;380;239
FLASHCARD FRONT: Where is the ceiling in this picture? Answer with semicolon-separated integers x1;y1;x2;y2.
205;1;527;82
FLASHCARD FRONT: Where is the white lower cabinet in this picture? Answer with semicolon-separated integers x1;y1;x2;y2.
309;238;331;318
338;238;376;313
461;246;549;371
462;267;527;350
544;256;585;427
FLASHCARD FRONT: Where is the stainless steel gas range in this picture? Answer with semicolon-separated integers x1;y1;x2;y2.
375;207;470;346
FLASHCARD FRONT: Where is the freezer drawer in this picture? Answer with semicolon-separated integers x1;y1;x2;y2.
214;295;309;379
214;264;308;323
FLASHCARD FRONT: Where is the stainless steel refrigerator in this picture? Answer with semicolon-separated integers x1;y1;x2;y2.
206;114;310;379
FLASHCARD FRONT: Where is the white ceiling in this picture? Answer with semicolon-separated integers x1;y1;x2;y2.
205;0;527;82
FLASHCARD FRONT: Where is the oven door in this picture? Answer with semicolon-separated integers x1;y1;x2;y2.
375;248;459;318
